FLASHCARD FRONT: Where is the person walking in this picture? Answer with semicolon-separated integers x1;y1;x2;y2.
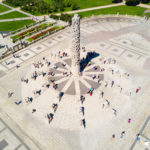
111;81;114;88
52;103;58;113
101;91;104;98
82;118;86;128
120;87;123;93
80;95;85;104
120;131;125;138
128;118;131;123
106;99;110;107
112;69;114;75
112;134;115;139
81;107;85;116
137;134;141;142
112;108;117;116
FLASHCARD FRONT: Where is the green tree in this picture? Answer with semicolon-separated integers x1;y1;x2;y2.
112;0;123;3
141;0;150;3
125;0;140;5
71;2;79;10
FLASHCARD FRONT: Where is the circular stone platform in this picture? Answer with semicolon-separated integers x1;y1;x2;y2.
48;57;104;95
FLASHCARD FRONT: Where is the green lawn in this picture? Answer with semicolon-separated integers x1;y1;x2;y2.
0;11;28;20
45;0;113;10
0;4;10;13
0;20;35;31
76;6;146;18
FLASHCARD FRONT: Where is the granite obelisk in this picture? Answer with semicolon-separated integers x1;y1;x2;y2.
71;14;80;76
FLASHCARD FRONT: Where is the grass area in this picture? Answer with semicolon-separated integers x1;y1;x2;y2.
45;0;113;11
0;20;35;31
0;4;10;13
76;5;146;18
0;11;28;20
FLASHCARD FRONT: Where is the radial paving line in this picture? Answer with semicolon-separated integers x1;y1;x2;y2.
79;77;91;89
74;78;80;95
55;76;70;84
62;77;73;92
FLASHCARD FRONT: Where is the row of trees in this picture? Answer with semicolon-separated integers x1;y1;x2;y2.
112;0;150;5
126;0;150;5
4;0;80;15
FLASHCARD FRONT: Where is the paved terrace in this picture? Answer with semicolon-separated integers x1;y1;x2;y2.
0;16;150;150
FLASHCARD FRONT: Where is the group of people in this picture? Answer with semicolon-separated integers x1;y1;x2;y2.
47;92;64;124
80;95;86;128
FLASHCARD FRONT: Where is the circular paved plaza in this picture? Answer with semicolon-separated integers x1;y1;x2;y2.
0;16;150;150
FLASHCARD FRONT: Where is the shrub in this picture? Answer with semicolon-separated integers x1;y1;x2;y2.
71;3;79;10
50;14;59;20
112;0;123;3
64;0;71;7
141;0;150;3
60;26;64;29
125;0;140;5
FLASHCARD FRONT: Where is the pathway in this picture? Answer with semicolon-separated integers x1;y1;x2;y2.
0;17;31;22
0;9;14;15
0;2;34;17
139;3;150;9
56;2;125;15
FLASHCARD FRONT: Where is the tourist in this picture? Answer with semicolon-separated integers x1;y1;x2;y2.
120;87;123;93
8;92;13;98
81;107;85;116
51;72;55;76
120;131;125;138
36;89;41;95
52;103;58;113
136;87;141;93
112;69;114;75
105;99;110;107
59;92;64;102
104;81;108;87
62;62;66;67
112;134;115;139
94;66;97;70
112;108;117;116
32;109;36;113
53;83;57;89
88;87;94;94
128;118;131;123
29;97;33;102
47;62;51;66
53;65;57;69
102;104;104;109
137;134;141;142
80;95;85;104
47;113;54;124
5;61;10;65
16;65;20;68
81;118;86;128
136;88;139;93
101;91;104;98
46;84;50;88
92;74;96;80
15;100;22;105
111;81;114;88
42;72;46;77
